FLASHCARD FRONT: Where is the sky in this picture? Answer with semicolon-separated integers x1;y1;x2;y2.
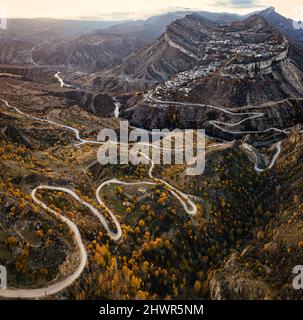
0;0;302;20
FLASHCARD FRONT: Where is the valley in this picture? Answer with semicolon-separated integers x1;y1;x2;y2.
0;6;303;300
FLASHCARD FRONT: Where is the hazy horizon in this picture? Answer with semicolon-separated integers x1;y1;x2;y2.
0;0;302;21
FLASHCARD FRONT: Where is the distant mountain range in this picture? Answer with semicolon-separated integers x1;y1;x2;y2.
0;7;302;73
0;18;124;40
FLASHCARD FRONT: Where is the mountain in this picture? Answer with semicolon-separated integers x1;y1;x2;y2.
27;11;244;72
0;18;131;67
108;14;303;140
31;28;155;72
0;18;124;41
259;6;303;45
0;38;36;65
1;68;303;300
47;7;303;75
1;7;303;302
2;7;302;72
108;10;243;37
92;13;303;97
92;14;220;89
0;9;248;71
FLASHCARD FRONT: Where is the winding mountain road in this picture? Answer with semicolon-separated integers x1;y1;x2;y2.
144;92;303;135
143;91;295;172
0;73;293;297
242;141;282;173
0;95;201;298
0;186;87;299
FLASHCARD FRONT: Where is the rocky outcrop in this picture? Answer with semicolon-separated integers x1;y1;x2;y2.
2;124;32;148
191;61;303;106
210;253;276;300
223;45;289;78
63;90;116;117
125;98;303;140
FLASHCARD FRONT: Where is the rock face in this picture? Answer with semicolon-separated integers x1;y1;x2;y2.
122;13;217;80
2;124;32;148
63;90;116;117
184;61;303;108
210;253;275;300
125;98;303;141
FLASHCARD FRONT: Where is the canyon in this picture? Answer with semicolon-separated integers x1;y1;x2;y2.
0;6;303;301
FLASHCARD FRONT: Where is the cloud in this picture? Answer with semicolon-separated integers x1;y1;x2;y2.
76;6;196;21
212;0;263;9
229;0;260;7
